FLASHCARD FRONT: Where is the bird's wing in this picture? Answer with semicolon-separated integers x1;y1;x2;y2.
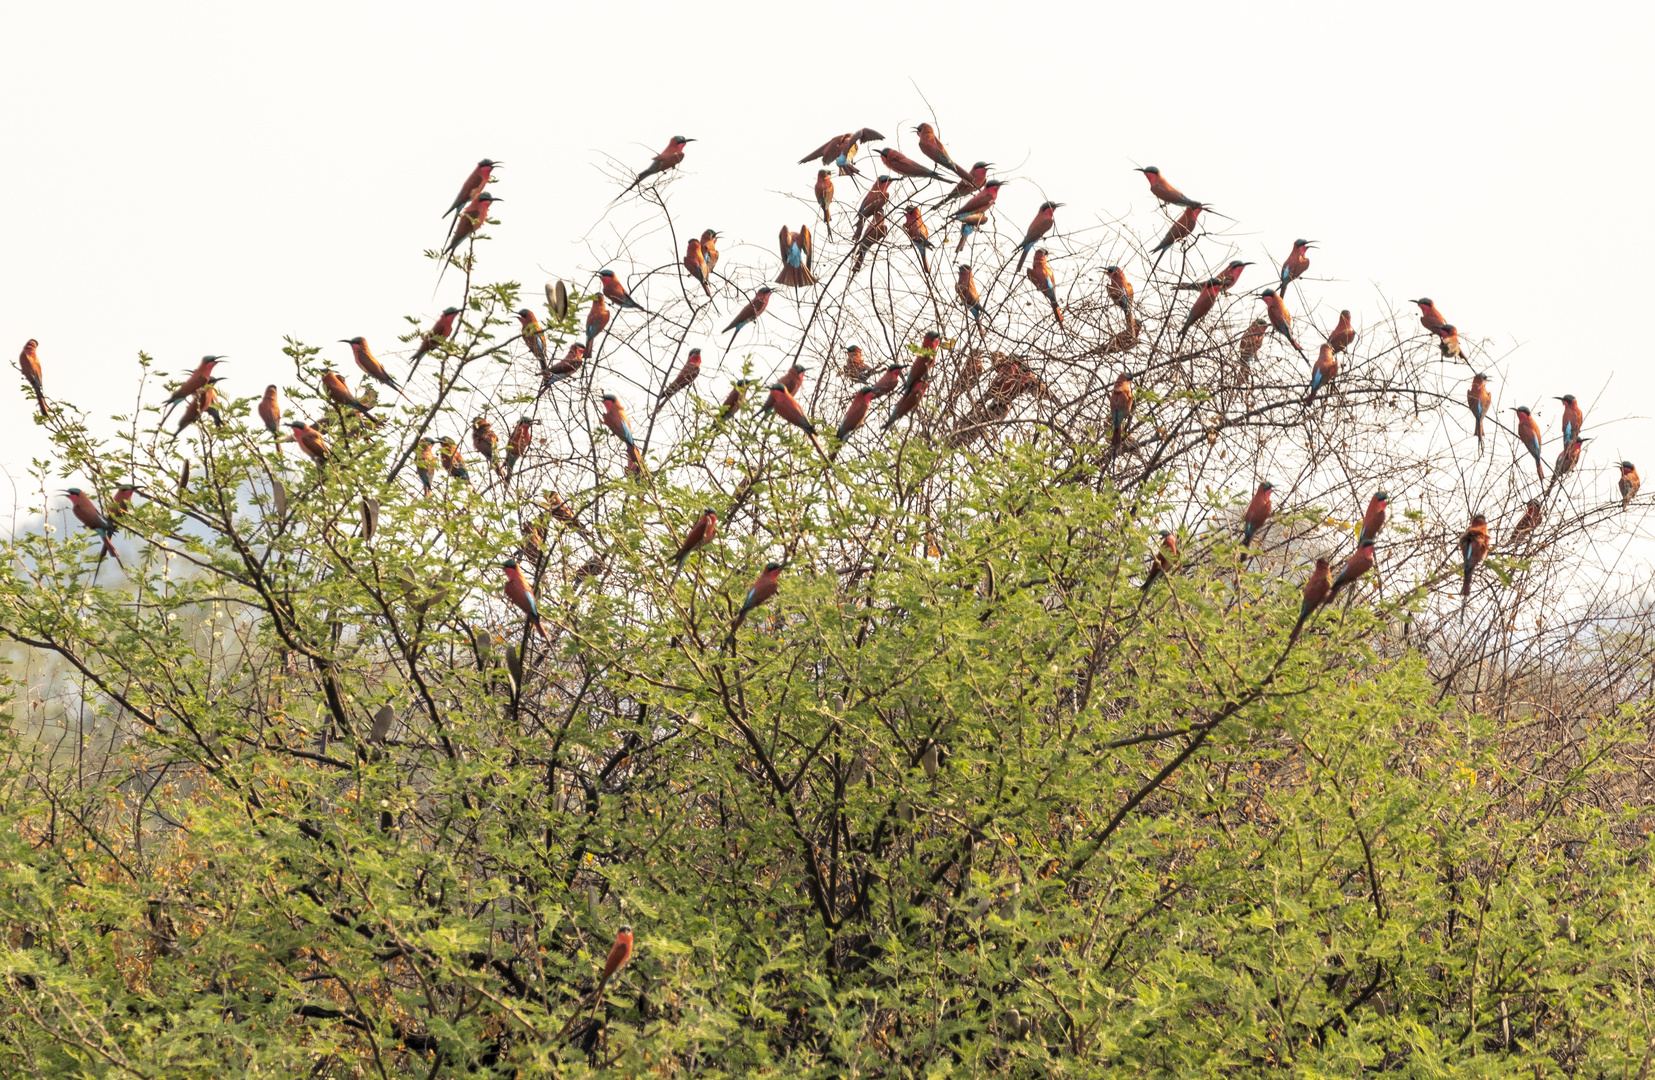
800;225;813;268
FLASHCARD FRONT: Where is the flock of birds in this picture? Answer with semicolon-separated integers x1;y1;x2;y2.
15;123;1644;646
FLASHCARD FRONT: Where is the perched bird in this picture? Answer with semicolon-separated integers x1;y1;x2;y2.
814;169;834;225
1176;260;1251;293
443;159;499;235
882;375;929;431
1327;541;1376;602
472;415;501;474
901;206;934;275
842;345;871;382
1014;202;1062;273
955;265;985;329
718;379;755;423
1242;481;1274;547
1178;278;1222;342
1109;373;1133;453
499;558;550;639
618;136;695;199
109;484;141;523
776;224;816;288
504;416;533;476
1513;406;1545;481
835;386;876;447
516;308;548;367
868;364;906;400
414;436;437;494
321;370;379;424
585;298;611;352
598;269;646;311
290;422;329;465
1359;492;1389;546
341;338;410;401
1105;266;1135;317
1327;310;1356;354
659;348;702;404
1554;394;1583;445
914;122;971;180
162;356;227;415
1026;249;1063;326
853;176;894;241
438;436;471;486
731;563;784;632
1304;343;1340;406
700;229;721;275
779;362;808;398
1258;290;1306;359
544;343;586;387
951;179;1005;220
411;307;464;375
1510;499;1542;542
63;488;121;564
670;508;718;570
600;393;635;449
1237;319;1267;363
172;378;227;437
936;161;991;205
1277;239;1315;293
722;287;776;340
443;192;500;256
258;385;283;447
1619;461;1640;507
1549;436;1590;491
1141;530;1178;592
1289;557;1333;643
1150;205;1204;268
1458;515;1490;598
17;339;47;416
1411;298;1448;335
1436;325;1463;359
1467;374;1491;443
684;237;713;298
852;213;890;273
763;384;828;458
1135;165;1203;209
953;210;989;253
875;146;944;181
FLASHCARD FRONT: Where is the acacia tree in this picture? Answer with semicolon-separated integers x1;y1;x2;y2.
1;130;1651;1077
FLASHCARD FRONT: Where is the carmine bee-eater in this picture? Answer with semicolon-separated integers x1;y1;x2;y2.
776;224;816;288
438;436;471;486
779;362;808;398
1411;298;1447;335
600;393;635;449
290;422;329;465
617;136;695;199
1554;394;1583;445
162;356;226;415
883;374;930;432
1105;265;1135;319
1458;515;1490;598
1238;318;1267;363
1359;491;1389;546
63;488;121;565
659;348;702;404
843;345;871;382
953;210;989;253
852;214;889;273
1436;324;1463;359
516;308;548;367
1141;530;1178;592
321;370;379;425
172;378;227;437
906;332;941;391
414;436;436;494
799;128;883;165
763;384;829;458
1150;205;1204;271
1109;373;1133;452
1467;373;1491;443
814;169;834;225
1258;289;1306;359
598;269;646;311
1304;343;1340;406
732;563;784;632
853;176;894;241
875;146;944;181
901;206;934;275
718;379;755;423
671;508;717;570
1014;202;1062;273
504;416;533;476
1513;406;1544;480
1242;481;1274;547
1511;498;1542;541
1549;436;1589;492
1619;461;1640;507
834;385;876;449
914;122;970;180
1026;249;1063;326
17;339;47;416
544;343;586;387
258;385;282;446
1277;239;1315;292
1176;260;1251;293
1327;309;1356;354
110;484;141;523
1135;165;1203;209
443;192;500;256
955;265;985;329
585;297;610;353
1179;278;1222;342
869;363;905;400
936;161;991;206
411;307;464;375
700;229;721;275
683;237;713;298
341;338;410;401
951;178;1005;220
443;159;499;232
1327;540;1376;602
499;558;550;639
1289;557;1333;643
722;287;775;340
472;415;501;474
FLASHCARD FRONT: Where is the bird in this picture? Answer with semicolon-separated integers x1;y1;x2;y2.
1304;344;1340;406
600;393;636;449
438;436;471;486
585;298;611;353
1242;481;1274;547
598;269;646;311
798;129;882;165
1289;558;1333;643
842;345;871;382
1554;395;1583;445
511;309;548;371
544;343;586;387
1513;406;1545;481
1141;530;1178;592
63;488;121;565
814;170;834;225
779;362;808;398
951;179;1005;220
936;161;991;206
853;177;894;241
882;375;929;431
670;509;718;570
1176;260;1251;293
1105;266;1135;318
1511;499;1542;542
1277;239;1315;293
1014;202;1062;273
834;386;876;449
901;206;934;275
762;384;828;458
723;287;775;341
109;484;141;524
853;214;891;273
1436;325;1464;360
504;416;533;476
320;370;379;425
1109;373;1134;453
414;437;436;494
869;364;905;401
341;338;410;401
1411;298;1447;335
731;563;784;633
500;558;550;639
1134;166;1203;209
1619;461;1641;507
1549;436;1590;492
1026;250;1063;326
914;123;971;180
290;422;329;465
1237;319;1267;364
411;307;464;375
952;210;989;253
1359;492;1389;546
1258;290;1306;359
172;378;227;437
472;416;501;475
258;385;282;447
443;192;500;256
1327;541;1376;602
776;225;816;288
443;159;499;235
700;230;721;275
1458;515;1490;598
617;136;695;199
17;339;47;416
659;348;702;404
161;356;227;416
955;265;985;329
1467;374;1491;443
1327;310;1356;354
875;146;944;181
1150;205;1204;269
1178;278;1222;342
718;379;755;423
684;237;714;299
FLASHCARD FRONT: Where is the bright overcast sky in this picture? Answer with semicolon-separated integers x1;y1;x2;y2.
4;1;1652;494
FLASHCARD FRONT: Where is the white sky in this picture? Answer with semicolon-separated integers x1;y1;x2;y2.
4;1;1652;488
